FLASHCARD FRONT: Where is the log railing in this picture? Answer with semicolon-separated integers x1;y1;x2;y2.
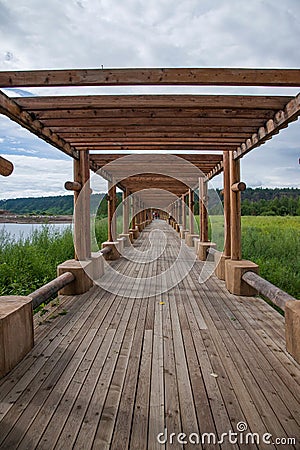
29;246;112;309
242;271;297;311
29;272;75;309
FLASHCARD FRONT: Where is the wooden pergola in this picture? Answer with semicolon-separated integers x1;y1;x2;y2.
0;68;299;261
2;70;300;446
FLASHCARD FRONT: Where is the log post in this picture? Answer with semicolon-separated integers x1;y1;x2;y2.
189;188;194;234
182;194;186;229
223;152;231;258
229;151;241;260
73;150;91;261
131;196;136;229
200;178;208;242
214;151;231;279
224;152;258;295
197;177;216;259
107;180;116;242
122;188;129;234
112;181;117;240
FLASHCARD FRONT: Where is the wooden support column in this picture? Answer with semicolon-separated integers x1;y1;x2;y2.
107;180;116;242
223;151;231;257
122;189;129;234
182;194;186;229
200;178;208;242
131;196;136;229
229;151;241;260
73;150;91;260
189;188;194;234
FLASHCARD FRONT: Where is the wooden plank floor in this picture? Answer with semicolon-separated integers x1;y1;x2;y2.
0;220;300;449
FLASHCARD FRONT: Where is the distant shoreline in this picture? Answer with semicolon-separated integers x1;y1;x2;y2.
0;215;73;224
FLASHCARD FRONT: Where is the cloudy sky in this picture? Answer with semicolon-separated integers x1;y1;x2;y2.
0;0;299;199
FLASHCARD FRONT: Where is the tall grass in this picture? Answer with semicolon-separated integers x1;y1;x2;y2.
242;216;300;299
207;215;300;299
0;226;74;296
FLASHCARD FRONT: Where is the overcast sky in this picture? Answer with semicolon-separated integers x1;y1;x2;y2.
0;0;299;199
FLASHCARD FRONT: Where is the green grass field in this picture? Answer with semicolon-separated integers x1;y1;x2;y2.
0;226;74;297
0;216;299;300
208;215;300;299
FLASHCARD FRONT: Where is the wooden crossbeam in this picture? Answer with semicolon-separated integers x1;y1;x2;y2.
78;145;235;151
234;93;300;159
37;117;266;127
29;107;276;120
1;68;300;87
89;153;222;162
51;125;257;134
0;90;79;160
13;95;293;110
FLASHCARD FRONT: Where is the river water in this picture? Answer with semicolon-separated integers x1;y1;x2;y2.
0;223;72;240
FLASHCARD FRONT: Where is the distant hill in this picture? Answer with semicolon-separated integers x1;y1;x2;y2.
0;193;122;217
0;188;299;217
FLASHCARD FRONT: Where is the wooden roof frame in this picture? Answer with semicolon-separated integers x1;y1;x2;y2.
0;68;299;196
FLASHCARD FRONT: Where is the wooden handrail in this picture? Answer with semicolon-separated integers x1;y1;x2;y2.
242;271;297;311
29;271;75;309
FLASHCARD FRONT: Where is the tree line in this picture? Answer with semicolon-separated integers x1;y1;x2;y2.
0;188;299;217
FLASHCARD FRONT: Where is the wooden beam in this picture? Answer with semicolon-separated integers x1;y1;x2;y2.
39;117;269;128
77;145;235;151
200;178;208;242
14;94;293;110
0;155;14;176
89;153;223;162
234;93;300;159
30;107;276;121
2;68;300;87
207;161;224;180
0;89;78;160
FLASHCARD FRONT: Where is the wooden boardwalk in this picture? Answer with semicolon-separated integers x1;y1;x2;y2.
0;220;300;449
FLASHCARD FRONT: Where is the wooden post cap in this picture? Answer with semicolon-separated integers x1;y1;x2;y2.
0;156;14;176
64;181;82;191
231;181;246;192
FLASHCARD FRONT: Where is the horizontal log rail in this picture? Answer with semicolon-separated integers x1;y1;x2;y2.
29;248;112;309
242;271;297;311
100;246;112;255
29;272;75;309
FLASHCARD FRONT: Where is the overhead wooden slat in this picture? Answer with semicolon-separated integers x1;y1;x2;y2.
50;125;258;134
13;95;293;110
77;145;235;151
2;68;300;87
58;132;251;139
33;117;266;128
89;154;222;162
29;107;276;120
